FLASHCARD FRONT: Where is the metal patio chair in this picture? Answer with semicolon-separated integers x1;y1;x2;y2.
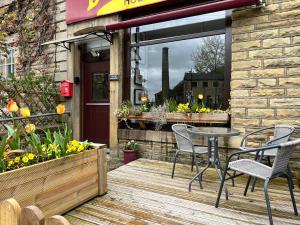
240;125;295;192
171;124;209;191
215;139;299;225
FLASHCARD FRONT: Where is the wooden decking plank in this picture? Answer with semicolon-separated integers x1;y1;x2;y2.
104;183;299;225
65;159;300;225
83;200;198;225
108;171;298;217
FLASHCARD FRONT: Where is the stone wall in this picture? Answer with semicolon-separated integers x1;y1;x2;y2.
231;0;300;136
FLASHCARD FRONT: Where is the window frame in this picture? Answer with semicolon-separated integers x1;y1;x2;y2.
0;48;15;78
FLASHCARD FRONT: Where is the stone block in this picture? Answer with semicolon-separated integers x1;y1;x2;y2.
232;60;262;70
294;36;300;44
262;119;297;126
287;67;300;76
231;90;249;97
250;29;279;40
285;46;300;57
279;77;300;88
270;98;300;107
232;40;261;52
270;10;300;21
232;15;269;28
232;52;248;61
231;108;246;117
250;68;284;78
251;89;284;97
287;88;300;96
232;25;255;34
232;33;249;42
247;109;275;118
280;26;300;37
257;79;277;87
281;1;300;11
231;98;268;108
264;57;300;68
263;37;290;48
231;79;256;89
232;118;260;127
277;109;300;117
249;48;282;59
231;71;249;79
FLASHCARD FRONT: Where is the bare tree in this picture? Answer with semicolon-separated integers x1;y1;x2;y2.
191;35;225;74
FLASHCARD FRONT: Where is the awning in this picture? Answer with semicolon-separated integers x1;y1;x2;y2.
105;0;263;31
41;32;112;51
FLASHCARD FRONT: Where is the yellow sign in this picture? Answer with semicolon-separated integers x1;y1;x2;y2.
88;0;165;17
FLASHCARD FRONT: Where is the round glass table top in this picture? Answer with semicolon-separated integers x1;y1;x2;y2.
187;127;240;137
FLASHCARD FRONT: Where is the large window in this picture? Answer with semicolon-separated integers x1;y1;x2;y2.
0;49;15;78
130;11;228;110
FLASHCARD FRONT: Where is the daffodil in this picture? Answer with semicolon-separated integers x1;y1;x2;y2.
28;153;35;160
56;104;65;115
22;156;29;163
14;157;20;163
20;107;31;118
6;99;19;112
8;160;14;167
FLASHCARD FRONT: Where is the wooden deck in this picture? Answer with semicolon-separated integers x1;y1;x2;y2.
65;159;300;225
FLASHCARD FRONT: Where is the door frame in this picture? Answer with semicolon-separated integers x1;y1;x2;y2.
79;43;111;143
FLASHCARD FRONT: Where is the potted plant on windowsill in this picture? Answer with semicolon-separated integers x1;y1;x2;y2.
123;140;139;164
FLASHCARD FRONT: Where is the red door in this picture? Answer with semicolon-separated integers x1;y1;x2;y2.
81;50;110;145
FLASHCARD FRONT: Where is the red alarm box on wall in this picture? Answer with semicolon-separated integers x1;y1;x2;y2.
60;80;73;97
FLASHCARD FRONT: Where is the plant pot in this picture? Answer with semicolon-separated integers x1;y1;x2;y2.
123;149;138;164
0;144;107;217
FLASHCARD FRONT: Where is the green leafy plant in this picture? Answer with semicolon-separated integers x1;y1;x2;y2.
165;99;177;112
0;136;8;173
125;140;139;151
191;102;199;113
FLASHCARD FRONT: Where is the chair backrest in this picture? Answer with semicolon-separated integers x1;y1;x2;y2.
171;124;193;151
270;139;300;177
269;125;295;145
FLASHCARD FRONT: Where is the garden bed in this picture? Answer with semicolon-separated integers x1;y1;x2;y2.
0;143;107;217
128;112;229;129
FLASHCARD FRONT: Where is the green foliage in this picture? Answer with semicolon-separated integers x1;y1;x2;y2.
0;136;8;172
165;99;177;112
5;125;22;150
191;102;199;113
25;133;43;154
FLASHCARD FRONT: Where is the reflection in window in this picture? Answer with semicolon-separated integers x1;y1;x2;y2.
92;73;109;101
131;34;225;109
0;49;15;78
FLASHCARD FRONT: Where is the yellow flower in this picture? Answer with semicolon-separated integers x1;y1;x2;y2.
14;157;20;163
8;160;14;167
56;104;65;115
22;156;29;163
6;99;19;112
71;140;79;147
141;96;148;103
28;153;35;160
198;94;204;100
78;145;84;152
25;124;36;134
20;107;31;118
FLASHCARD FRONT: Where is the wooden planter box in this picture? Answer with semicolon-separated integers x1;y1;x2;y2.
0;144;107;217
128;112;229;128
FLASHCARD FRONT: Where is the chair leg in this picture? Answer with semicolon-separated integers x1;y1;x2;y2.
263;178;273;225
191;153;194;171
171;151;179;179
287;165;295;190
287;174;298;216
215;166;228;208
251;177;257;192
244;175;252;196
189;152;203;191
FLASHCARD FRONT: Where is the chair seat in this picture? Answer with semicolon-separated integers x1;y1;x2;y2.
229;159;272;180
243;147;278;157
181;146;208;154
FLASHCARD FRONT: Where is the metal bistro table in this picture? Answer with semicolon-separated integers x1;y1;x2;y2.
187;126;240;195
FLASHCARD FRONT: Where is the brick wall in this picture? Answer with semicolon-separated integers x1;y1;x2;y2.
231;0;300;171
